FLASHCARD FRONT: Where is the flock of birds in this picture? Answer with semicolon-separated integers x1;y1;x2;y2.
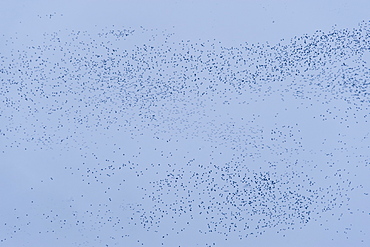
0;20;369;246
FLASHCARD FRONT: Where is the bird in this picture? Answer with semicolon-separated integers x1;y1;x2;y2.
1;19;369;246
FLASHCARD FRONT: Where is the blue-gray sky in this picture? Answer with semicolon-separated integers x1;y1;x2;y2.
1;1;369;246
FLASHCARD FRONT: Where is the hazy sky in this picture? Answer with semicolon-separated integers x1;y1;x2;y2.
1;1;369;246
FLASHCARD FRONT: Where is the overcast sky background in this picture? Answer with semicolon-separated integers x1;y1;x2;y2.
1;1;370;246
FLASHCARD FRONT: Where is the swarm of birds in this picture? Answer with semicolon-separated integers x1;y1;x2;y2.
0;19;369;246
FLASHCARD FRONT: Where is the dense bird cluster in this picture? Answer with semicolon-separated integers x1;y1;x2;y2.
0;20;369;246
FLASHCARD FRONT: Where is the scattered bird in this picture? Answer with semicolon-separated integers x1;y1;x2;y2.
0;19;369;246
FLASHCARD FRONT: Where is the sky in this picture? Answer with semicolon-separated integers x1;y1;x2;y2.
0;1;370;246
